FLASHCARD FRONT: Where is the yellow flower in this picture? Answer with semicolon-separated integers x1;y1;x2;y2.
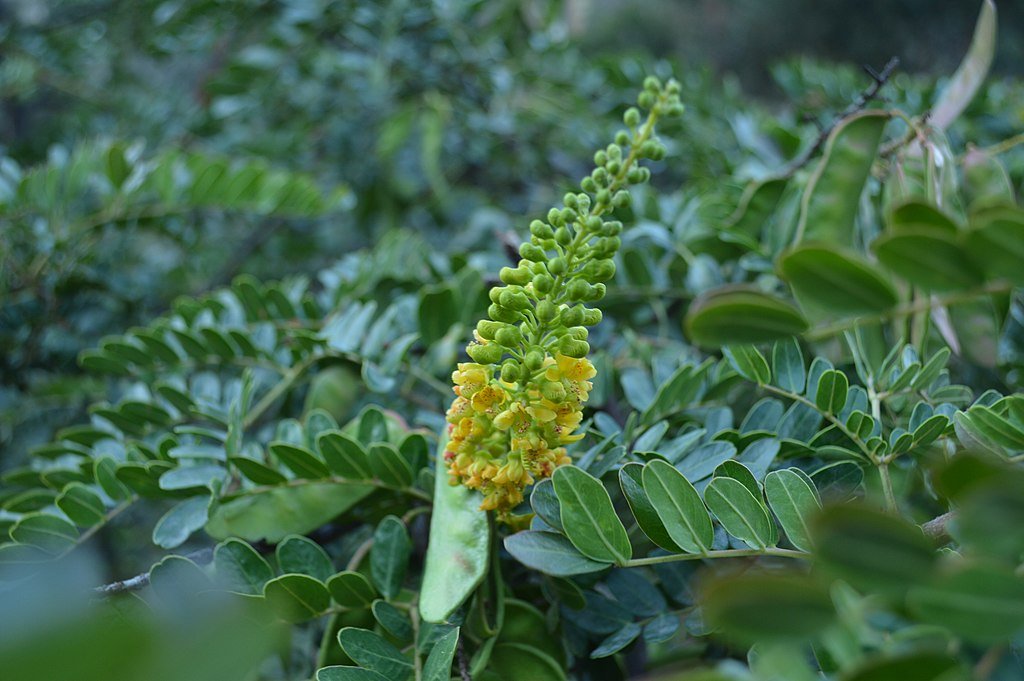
556;354;597;381
452;363;489;397
471;385;506;412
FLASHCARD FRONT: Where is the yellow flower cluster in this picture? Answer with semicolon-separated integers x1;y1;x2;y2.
444;353;596;513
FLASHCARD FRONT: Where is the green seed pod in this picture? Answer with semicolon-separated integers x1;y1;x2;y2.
566;279;591;301
500;360;520;383
467;342;503;364
568;326;589;341
555;226;572;245
476;320;503;340
560;305;584;327
612;190;631;209
624;107;641;127
495;325;522;347
519;243;547;262
525;350;544;370
536;300;557;322
581;307;603;325
559;338;590;359
530;220;554;239
548;257;567;276
541;381;566;402
500;266;531;285
533;273;554;294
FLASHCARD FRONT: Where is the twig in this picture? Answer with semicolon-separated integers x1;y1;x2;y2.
921;510;956;542
456;636;473;681
782;57;900;177
93;547;213;596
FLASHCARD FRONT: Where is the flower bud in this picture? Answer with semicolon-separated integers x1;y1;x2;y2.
500;266;531;285
568;326;588;341
643;75;662;92
567;279;592;301
596;189;611;205
476;320;503;340
519;243;547;262
495;325;522;347
559;207;575;224
612;190;631;209
525;350;544;370
603;221;622;236
615;130;630;146
548;257;567;276
581;307;603;325
607;144;622;161
560;305;584;327
555;226;572;245
592;167;609;186
530;220;554;239
547;208;563;226
536;300;557;322
533;273;554;294
488;303;520;323
588;259;616;282
563;193;578;209
623;107;641;127
500;360;520;383
499;289;530;310
541;381;566;401
593;150;608;166
559;338;590;359
587;283;606;301
467;343;503;364
581;177;597;193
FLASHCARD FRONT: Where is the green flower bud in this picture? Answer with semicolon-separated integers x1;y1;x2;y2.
533;273;554;294
499;289;530;310
577;194;591;213
548;257;567;276
563;193;578;209
643;75;662;92
525;350;544;371
519;243;547;262
488;303;520;323
587;283;606;301
587;259;616;282
467;342;503;364
476;320;503;340
667;102;685;117
500;360;520;383
581;307;603;325
560;305;584;327
666;78;681;94
581;177;597;193
536;300;557;322
500;266;531;285
596;189;611;205
637;167;651;183
559;338;590;359
541;381;566;402
612;190;631;209
555;226;572;245
530;220;554;239
567;279;592;301
495;325;522;347
627;166;643;184
568;326;589;341
638;91;655;109
559;207;575;224
607;144;622;161
593;150;608;167
615;130;630;146
489;286;506;304
606;160;621;175
547;208;563;226
623;107;641;127
604;221;622;236
585;216;603;232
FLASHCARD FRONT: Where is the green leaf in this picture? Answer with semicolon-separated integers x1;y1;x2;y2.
873;230;983;292
930;0;996;129
840;652;964;681
778;244;898;315
619;463;683;552
316;667;388;681
317;431;374;479
372;600;413;641
795;110;889;245
722;177;788;238
229;456;287;485
153;495;210;549
205;481;375;543
701;573;835;645
503;531;611;576
337;627;413;681
704;477;774;550
642;460;714;554
368;443;413;487
326;571;378;608
590;622;642;659
908;563;1024;643
420;434;489;623
263;574;331;622
552;466;631;564
722;345;770;385
55;483;105;526
960;405;1024;450
815;369;849;413
965;206;1024;284
277;535;334;581
812;505;937;597
713;460;760;499
530;479;564;532
685;288;808;347
487;642;566;681
270;442;329;479
213;538;273;594
9;513;78;553
764;469;820;552
422;627;460;681
418;284;459;345
370;516;411;599
772;338;806;393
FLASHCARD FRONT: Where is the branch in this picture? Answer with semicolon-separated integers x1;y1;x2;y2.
921;510;955;542
93;548;213;596
782;57;900;177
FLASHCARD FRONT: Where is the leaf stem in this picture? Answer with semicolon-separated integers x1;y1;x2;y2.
622;547;807;567
760;383;873;461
